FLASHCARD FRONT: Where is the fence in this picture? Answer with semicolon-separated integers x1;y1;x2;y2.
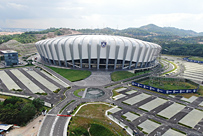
131;81;198;94
183;57;203;63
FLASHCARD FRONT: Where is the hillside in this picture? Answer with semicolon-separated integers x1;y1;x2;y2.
0;40;37;57
139;24;203;37
1;24;203;57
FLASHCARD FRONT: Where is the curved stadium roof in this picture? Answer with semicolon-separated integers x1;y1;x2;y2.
35;35;161;70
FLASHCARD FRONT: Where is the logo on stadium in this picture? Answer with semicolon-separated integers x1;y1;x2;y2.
101;41;107;48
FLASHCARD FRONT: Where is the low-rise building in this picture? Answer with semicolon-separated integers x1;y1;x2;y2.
0;50;18;66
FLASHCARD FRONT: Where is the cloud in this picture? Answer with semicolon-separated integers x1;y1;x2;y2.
1;0;203;32
7;2;28;10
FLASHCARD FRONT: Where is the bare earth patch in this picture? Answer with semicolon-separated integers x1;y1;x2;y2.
6;115;45;136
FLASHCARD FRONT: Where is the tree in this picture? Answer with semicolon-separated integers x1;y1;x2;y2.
3;96;22;105
19;103;36;124
32;98;44;111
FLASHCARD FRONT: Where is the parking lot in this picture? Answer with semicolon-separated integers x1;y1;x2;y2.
107;86;203;136
0;67;70;105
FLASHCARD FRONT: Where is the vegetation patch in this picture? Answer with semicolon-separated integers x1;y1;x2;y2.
149;119;161;124
161;59;177;75
35;92;47;95
89;123;114;136
105;83;120;88
122;101;130;106
53;88;61;93
111;70;151;81
68;104;128;136
178;122;193;128
112;90;120;97
11;89;23;92
0;97;45;126
111;71;135;81
139;78;197;90
73;88;85;98
46;66;91;82
188;57;203;61
138;108;148;112
121;115;127;119
130;111;140;116
137;126;143;131
156;114;168;120
112;87;127;97
171;128;186;135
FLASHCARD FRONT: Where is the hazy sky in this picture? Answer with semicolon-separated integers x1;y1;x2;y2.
1;0;203;32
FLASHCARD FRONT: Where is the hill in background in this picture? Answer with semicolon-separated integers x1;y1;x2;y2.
1;24;203;57
139;24;203;37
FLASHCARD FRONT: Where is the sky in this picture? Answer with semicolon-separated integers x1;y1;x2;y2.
1;0;203;32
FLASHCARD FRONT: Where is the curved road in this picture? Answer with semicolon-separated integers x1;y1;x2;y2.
37;58;203;136
38;84;113;136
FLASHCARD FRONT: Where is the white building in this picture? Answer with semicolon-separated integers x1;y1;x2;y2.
35;35;161;70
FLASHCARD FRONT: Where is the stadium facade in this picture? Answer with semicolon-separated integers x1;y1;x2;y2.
35;35;161;70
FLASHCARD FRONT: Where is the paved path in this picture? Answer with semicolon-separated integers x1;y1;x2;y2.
74;71;112;86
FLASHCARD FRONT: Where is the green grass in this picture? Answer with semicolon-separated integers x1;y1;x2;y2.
111;70;151;81
89;124;115;136
46;66;91;82
0;94;31;103
112;90;119;97
137;126;143;131
53;88;61;93
149;119;161;124
171;128;186;135
121;115;127;119
69;127;89;136
161;58;177;75
178;122;192;129
188;57;203;61
11;89;23;92
156;114;168;120
73;88;85;98
140;79;197;90
111;71;135;81
130;111;140;116
35;92;47;95
122;101;131;106
69;104;128;136
112;87;125;97
138;107;148;112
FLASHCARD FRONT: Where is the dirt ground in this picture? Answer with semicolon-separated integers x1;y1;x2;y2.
0;32;23;35
6;115;45;136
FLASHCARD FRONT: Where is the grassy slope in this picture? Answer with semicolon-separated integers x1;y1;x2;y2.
111;71;135;81
111;70;151;81
47;66;91;82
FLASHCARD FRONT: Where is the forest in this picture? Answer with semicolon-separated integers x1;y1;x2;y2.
0;96;45;126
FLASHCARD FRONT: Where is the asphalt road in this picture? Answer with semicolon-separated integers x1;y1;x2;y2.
2;56;203;136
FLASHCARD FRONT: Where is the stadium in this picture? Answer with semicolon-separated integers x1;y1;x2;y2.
35;35;161;70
